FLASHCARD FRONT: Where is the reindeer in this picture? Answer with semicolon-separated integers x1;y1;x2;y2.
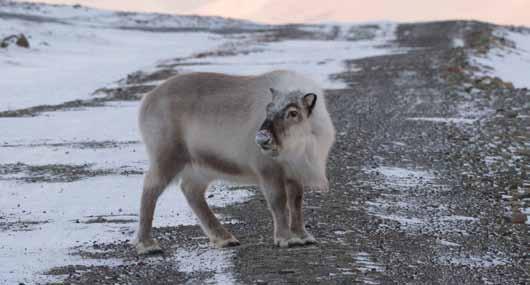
134;70;335;254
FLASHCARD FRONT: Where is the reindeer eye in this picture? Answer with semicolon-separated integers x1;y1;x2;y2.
287;110;298;118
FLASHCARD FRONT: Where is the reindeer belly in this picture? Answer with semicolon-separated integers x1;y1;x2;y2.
182;117;260;183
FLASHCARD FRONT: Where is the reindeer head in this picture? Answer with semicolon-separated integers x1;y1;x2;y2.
255;88;317;157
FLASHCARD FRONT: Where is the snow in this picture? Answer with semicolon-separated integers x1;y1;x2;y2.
0;1;262;30
375;214;424;225
0;102;140;143
452;37;465;48
0;5;402;111
438;239;461;247
0;142;145;171
439;215;478;222
406;117;477;124
353;252;384;273
175;23;401;89
362;166;482;237
472;29;530;89
353;252;383;284
437;255;509;268
174;248;238;284
0;174;252;284
0;19;224;110
0;2;257;280
365;166;434;189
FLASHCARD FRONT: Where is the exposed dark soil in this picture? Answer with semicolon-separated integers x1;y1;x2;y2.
0;162;142;183
0;219;49;232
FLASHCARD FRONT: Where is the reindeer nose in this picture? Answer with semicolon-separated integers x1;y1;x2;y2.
255;130;272;146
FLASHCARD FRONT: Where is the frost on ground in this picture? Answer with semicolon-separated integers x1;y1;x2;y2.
173;247;238;284
0;2;405;284
361;164;499;268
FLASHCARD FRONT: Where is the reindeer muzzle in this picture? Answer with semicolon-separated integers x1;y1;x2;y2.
255;130;273;149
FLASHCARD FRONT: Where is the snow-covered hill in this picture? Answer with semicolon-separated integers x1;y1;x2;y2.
0;0;264;30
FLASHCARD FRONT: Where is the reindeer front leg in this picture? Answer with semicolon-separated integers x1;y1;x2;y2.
285;180;317;245
260;176;291;247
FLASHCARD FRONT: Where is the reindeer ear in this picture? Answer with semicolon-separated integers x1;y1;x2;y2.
303;93;317;116
269;88;278;100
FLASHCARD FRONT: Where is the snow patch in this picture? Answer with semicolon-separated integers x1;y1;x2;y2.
437;254;510;268
174;247;237;284
0;143;146;173
452;37;465;48
374;214;423;225
438;239;461;247
365;166;434;189
353;252;384;273
472;29;530;89
0;1;262;30
0;102;140;144
353;252;383;284
406;117;477;124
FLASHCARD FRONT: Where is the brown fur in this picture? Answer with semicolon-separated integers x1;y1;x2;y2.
134;70;335;254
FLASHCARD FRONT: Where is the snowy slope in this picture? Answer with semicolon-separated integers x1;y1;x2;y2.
0;2;236;110
0;0;264;29
472;28;530;89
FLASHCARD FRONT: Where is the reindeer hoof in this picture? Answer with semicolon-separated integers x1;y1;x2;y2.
275;237;306;248
135;239;163;255
211;236;240;248
301;232;317;245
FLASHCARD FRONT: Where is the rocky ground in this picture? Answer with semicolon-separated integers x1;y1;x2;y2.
1;11;529;285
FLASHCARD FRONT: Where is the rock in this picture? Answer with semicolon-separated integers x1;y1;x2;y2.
511;213;527;224
480;77;492;85
504;111;518;118
1;34;30;49
16;34;30;48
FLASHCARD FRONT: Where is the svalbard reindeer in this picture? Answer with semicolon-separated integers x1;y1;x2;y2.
134;70;335;254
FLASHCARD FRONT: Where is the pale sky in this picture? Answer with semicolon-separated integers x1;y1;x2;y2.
16;0;530;26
